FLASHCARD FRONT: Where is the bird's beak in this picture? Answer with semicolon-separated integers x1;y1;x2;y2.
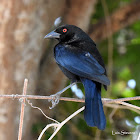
44;30;60;39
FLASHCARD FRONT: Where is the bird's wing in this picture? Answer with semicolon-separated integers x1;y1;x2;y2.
55;45;110;85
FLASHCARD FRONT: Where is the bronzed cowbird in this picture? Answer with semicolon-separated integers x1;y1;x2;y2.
44;25;110;130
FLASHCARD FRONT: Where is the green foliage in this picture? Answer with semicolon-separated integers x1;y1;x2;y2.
122;88;135;98
118;67;131;80
91;0;131;24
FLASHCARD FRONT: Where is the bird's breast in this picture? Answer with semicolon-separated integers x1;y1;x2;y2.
54;44;69;64
54;44;65;57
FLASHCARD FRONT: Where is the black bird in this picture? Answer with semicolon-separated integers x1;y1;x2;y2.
44;25;110;130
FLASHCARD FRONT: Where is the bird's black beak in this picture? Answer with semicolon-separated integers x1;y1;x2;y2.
44;30;60;39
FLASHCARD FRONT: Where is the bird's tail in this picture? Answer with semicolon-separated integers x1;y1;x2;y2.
81;78;106;130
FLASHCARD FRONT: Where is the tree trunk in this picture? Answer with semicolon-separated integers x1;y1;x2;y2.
0;0;65;139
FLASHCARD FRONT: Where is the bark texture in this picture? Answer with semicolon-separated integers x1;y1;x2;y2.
0;0;65;139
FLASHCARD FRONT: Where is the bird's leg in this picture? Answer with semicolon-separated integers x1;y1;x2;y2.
49;82;76;109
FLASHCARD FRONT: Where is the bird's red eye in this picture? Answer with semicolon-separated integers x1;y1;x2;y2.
63;28;67;33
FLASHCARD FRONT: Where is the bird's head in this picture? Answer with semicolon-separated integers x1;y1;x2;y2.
44;24;90;43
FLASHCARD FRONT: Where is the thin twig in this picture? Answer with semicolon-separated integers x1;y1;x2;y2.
95;129;101;140
101;0;113;138
37;123;59;140
101;0;113;95
0;94;140;103
0;94;140;112
18;79;28;140
103;97;140;104
26;99;60;124
48;106;85;140
37;106;85;140
119;101;140;110
105;103;140;114
109;106;118;123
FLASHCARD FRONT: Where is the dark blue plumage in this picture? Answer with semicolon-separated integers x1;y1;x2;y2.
81;78;106;130
44;24;110;130
55;44;110;86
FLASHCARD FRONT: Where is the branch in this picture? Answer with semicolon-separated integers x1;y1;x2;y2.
37;96;140;140
37;123;59;140
105;103;140;115
89;1;140;42
18;79;28;140
0;94;140;103
0;92;140;139
37;106;85;140
1;93;140;114
103;96;140;103
101;0;113;95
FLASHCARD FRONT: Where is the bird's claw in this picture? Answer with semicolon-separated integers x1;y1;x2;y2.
48;93;60;109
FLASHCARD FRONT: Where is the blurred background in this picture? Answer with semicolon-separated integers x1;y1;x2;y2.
0;0;140;140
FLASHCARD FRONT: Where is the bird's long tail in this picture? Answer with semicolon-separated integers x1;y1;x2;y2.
81;78;106;130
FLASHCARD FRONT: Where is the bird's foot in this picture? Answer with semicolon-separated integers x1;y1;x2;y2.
48;92;61;109
48;82;76;109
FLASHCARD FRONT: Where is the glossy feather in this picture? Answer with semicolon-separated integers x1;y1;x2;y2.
55;44;110;86
81;78;106;130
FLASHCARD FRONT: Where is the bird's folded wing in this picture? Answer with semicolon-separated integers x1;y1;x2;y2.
55;46;110;85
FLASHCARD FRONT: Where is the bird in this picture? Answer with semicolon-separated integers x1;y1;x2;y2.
44;24;110;130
